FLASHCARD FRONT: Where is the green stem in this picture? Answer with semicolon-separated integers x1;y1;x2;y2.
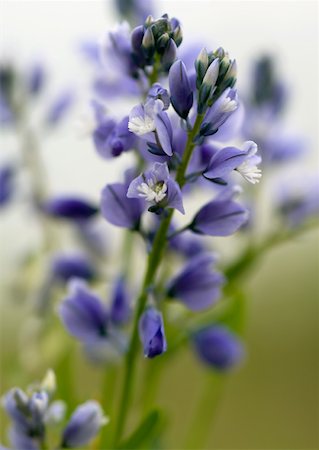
112;113;205;446
184;373;225;450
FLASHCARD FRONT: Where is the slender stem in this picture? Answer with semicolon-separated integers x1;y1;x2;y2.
184;373;225;450
112;113;205;446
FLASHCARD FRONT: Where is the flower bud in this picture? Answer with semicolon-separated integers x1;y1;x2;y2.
169;60;193;119
62;401;108;448
142;27;155;57
157;32;170;52
41;369;56;396
161;38;177;70
139;308;167;358
131;25;144;52
195;48;209;88
172;25;183;47
202;58;220;88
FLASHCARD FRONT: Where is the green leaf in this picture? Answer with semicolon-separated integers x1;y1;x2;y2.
116;409;162;449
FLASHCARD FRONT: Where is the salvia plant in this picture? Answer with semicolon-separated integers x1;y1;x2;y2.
1;4;318;450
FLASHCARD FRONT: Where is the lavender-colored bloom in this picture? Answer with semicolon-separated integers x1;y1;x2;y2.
110;277;131;325
262;128;305;164
201;88;238;135
62;401;107;448
46;90;74;126
59;279;108;343
147;83;170;110
0;95;14;124
169;230;205;257
128;99;173;156
43;196;98;221
127;162;184;214
190;187;249;236
0;165;13;207
93;116;136;159
51;253;96;282
193;325;244;370
139;308;167;358
276;175;319;227
203;145;248;181
9;427;39;450
27;63;45;96
101;181;143;229
167;253;224;311
168;60;193;119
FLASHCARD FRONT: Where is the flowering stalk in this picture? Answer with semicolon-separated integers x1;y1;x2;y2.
113;111;206;445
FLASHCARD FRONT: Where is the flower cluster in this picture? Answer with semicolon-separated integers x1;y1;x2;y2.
2;371;107;450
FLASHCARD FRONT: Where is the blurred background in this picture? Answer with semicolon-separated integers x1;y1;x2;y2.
1;1;318;449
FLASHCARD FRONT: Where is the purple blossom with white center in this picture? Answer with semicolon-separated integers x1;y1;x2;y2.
43;196;98;221
167;253;224;311
61;401;108;448
235;141;262;184
128;99;173;156
203;140;261;184
110;276;131;325
190;187;249;236
193;325;245;370
200;88;238;136
127;162;185;214
51;252;96;282
168;59;193;119
139;308;167;358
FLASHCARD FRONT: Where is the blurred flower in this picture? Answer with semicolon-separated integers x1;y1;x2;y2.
51;252;96;282
43;196;98;221
93;116;136;159
27;62;46;96
61;401;108;448
139;308;167;358
167;253;224;311
110;277;131;325
190;187;249;236
193;325;245;370
0;165;14;207
45;90;74;126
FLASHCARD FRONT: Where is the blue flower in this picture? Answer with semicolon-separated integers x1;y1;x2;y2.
45;90;74;126
190;187;249;236
167;253;224;311
168;60;193;119
128;99;173;156
0;165;14;207
101;172;144;229
193;325;245;370
93;116;136;159
127;162;184;214
139;308;167;358
200;88;238;136
43;196;98;221
51;252;96;282
110;277;131;325
61;401;108;448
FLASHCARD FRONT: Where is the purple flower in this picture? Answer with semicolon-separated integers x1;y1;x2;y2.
27;62;45;96
128;99;173;156
201;88;238;136
62;401;107;448
101;181;144;229
43;196;98;221
147;83;170;110
167;253;224;311
190;187;249;236
203;140;261;184
168;60;193;119
51;253;96;282
127;162;184;214
0;165;13;207
193;325;245;370
139;308;167;358
59;280;108;343
46;90;74;126
110;277;131;325
169;230;205;257
93;116;136;159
